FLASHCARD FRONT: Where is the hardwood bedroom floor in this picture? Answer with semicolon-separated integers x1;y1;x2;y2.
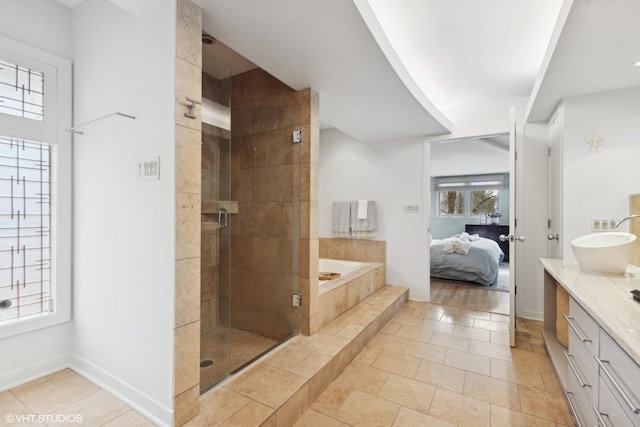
430;279;510;315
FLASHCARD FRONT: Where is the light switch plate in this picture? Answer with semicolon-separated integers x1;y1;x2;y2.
137;156;160;181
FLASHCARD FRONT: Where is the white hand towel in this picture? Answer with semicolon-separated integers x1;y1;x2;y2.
357;200;368;219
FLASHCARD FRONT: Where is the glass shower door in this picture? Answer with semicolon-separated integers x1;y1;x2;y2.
200;53;232;392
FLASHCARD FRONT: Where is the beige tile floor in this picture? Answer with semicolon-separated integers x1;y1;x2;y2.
295;301;573;427
0;368;154;426
1;300;572;427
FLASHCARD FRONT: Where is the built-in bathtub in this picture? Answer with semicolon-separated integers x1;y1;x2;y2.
317;258;386;327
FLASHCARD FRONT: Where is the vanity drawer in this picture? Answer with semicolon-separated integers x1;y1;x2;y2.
567;297;599;359
565;343;598;406
565;384;595;427
598;331;640;427
598;377;635;427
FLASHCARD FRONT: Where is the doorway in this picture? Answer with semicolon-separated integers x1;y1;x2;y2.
427;134;511;315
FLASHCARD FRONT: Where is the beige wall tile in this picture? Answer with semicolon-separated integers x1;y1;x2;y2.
175;321;200;395
176;0;201;67
174;385;199;426
275;383;308;427
176;192;201;260
176;257;201;327
176;125;202;194
188;387;248;426
307;358;335;403
221;400;274;427
333;343;353;377
176;58;202;131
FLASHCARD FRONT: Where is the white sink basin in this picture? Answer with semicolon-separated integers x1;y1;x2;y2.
571;232;637;274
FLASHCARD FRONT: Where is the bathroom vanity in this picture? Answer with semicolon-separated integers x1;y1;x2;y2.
540;259;640;427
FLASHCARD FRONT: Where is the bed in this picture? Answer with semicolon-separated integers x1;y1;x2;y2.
430;236;505;286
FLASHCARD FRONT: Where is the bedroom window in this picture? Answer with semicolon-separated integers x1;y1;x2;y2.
471;189;499;215
434;174;505;217
438;190;464;216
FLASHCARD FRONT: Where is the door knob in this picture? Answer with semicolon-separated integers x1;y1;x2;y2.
547;234;559;241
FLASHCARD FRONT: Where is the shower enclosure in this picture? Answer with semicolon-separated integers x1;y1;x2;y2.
199;52;301;392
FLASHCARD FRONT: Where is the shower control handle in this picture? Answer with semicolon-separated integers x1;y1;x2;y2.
218;208;228;230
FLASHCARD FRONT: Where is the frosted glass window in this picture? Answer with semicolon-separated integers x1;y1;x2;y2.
0;60;45;121
0;135;51;326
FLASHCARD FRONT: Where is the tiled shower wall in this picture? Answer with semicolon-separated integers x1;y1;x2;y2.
173;1;320;422
174;0;202;424
229;69;319;340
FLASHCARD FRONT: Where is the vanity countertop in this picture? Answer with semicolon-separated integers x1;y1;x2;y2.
539;258;640;363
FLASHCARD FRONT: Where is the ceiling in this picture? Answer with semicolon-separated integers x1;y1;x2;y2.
58;0;640;140
526;0;640;122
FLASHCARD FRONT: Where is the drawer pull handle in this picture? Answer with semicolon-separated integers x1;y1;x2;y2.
564;351;591;388
594;356;640;414
564;315;592;343
592;406;609;427
564;389;583;427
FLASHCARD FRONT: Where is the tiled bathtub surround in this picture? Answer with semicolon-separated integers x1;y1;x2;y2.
320;238;386;263
318;262;386;329
185;285;408;426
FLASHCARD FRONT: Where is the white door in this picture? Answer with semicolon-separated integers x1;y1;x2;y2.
504;108;525;347
548;108;563;259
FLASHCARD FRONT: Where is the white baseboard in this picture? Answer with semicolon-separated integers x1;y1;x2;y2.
519;310;544;322
0;353;70;391
70;354;172;427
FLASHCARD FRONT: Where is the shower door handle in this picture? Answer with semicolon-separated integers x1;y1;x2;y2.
218;208;228;230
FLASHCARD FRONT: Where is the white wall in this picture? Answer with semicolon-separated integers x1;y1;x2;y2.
0;0;73;59
561;85;640;260
319;128;427;300
70;1;175;425
0;0;73;390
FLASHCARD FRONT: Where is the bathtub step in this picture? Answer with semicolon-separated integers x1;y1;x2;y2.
192;285;409;427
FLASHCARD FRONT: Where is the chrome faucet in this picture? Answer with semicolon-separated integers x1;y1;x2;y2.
613;214;640;229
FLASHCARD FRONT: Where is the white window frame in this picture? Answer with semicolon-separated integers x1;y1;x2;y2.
0;35;72;339
434;174;505;218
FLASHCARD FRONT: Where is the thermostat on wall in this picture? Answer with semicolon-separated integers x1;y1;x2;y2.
137;156;160;181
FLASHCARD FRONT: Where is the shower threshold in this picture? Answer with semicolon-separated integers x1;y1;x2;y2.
200;327;297;394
